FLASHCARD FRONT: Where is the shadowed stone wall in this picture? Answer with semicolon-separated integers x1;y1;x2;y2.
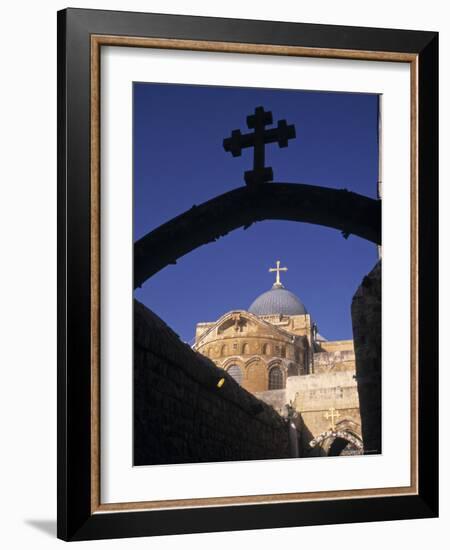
351;260;382;455
254;389;287;416
134;300;291;466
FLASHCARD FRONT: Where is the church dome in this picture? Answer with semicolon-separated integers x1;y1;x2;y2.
249;286;307;316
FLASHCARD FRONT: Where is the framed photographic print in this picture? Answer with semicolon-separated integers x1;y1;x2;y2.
57;8;438;541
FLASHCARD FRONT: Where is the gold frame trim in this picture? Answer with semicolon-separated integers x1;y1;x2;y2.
90;35;419;514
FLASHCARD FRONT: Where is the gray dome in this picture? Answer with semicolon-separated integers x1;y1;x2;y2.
249;286;307;316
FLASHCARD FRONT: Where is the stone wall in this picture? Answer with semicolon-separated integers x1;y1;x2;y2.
252;371;362;457
134;300;291;466
351;261;382;454
317;339;354;353
313;349;355;374
285;372;361;455
254;389;287;416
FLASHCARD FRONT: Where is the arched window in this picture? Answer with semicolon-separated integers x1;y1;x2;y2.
280;345;286;358
262;343;270;355
242;343;250;355
227;365;243;385
221;344;227;356
269;366;284;390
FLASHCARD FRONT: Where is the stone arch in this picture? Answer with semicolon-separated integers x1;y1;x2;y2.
309;429;363;456
222;357;244;370
328;437;352;456
335;418;361;434
134;183;381;287
267;358;284;368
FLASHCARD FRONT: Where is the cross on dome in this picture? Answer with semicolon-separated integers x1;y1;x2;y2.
249;261;307;316
269;260;288;289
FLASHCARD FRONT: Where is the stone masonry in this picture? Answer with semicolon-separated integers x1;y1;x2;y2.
351;260;382;455
134;300;291;465
194;295;362;456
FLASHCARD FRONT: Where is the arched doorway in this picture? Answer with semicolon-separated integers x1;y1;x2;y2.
328;436;362;456
309;429;363;456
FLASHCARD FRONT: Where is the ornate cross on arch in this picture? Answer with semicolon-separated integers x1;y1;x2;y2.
324;407;341;431
223;106;296;186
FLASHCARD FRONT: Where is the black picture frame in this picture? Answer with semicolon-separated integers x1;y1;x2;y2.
57;7;438;541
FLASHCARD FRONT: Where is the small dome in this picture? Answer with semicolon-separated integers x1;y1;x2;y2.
249;286;307;316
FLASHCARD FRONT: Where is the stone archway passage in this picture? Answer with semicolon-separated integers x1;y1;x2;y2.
309;429;364;456
328;437;360;456
134;182;381;288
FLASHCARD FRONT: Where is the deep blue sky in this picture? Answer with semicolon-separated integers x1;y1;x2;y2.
133;82;379;343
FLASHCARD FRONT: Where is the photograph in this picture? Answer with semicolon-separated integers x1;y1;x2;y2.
0;0;443;547
54;6;438;541
132;82;381;466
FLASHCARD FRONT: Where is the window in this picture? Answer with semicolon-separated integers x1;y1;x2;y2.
227;365;243;385
221;344;227;356
242;343;250;355
280;345;286;358
262;343;270;355
269;366;284;390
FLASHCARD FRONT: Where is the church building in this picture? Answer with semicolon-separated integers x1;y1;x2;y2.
193;261;363;457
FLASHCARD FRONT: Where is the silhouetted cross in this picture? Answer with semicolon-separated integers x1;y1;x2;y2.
223;106;296;186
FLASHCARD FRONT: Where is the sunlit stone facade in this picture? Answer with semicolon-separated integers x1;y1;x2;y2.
193;262;363;456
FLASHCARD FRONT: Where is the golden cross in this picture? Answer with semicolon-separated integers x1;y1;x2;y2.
324;407;340;431
269;260;288;288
